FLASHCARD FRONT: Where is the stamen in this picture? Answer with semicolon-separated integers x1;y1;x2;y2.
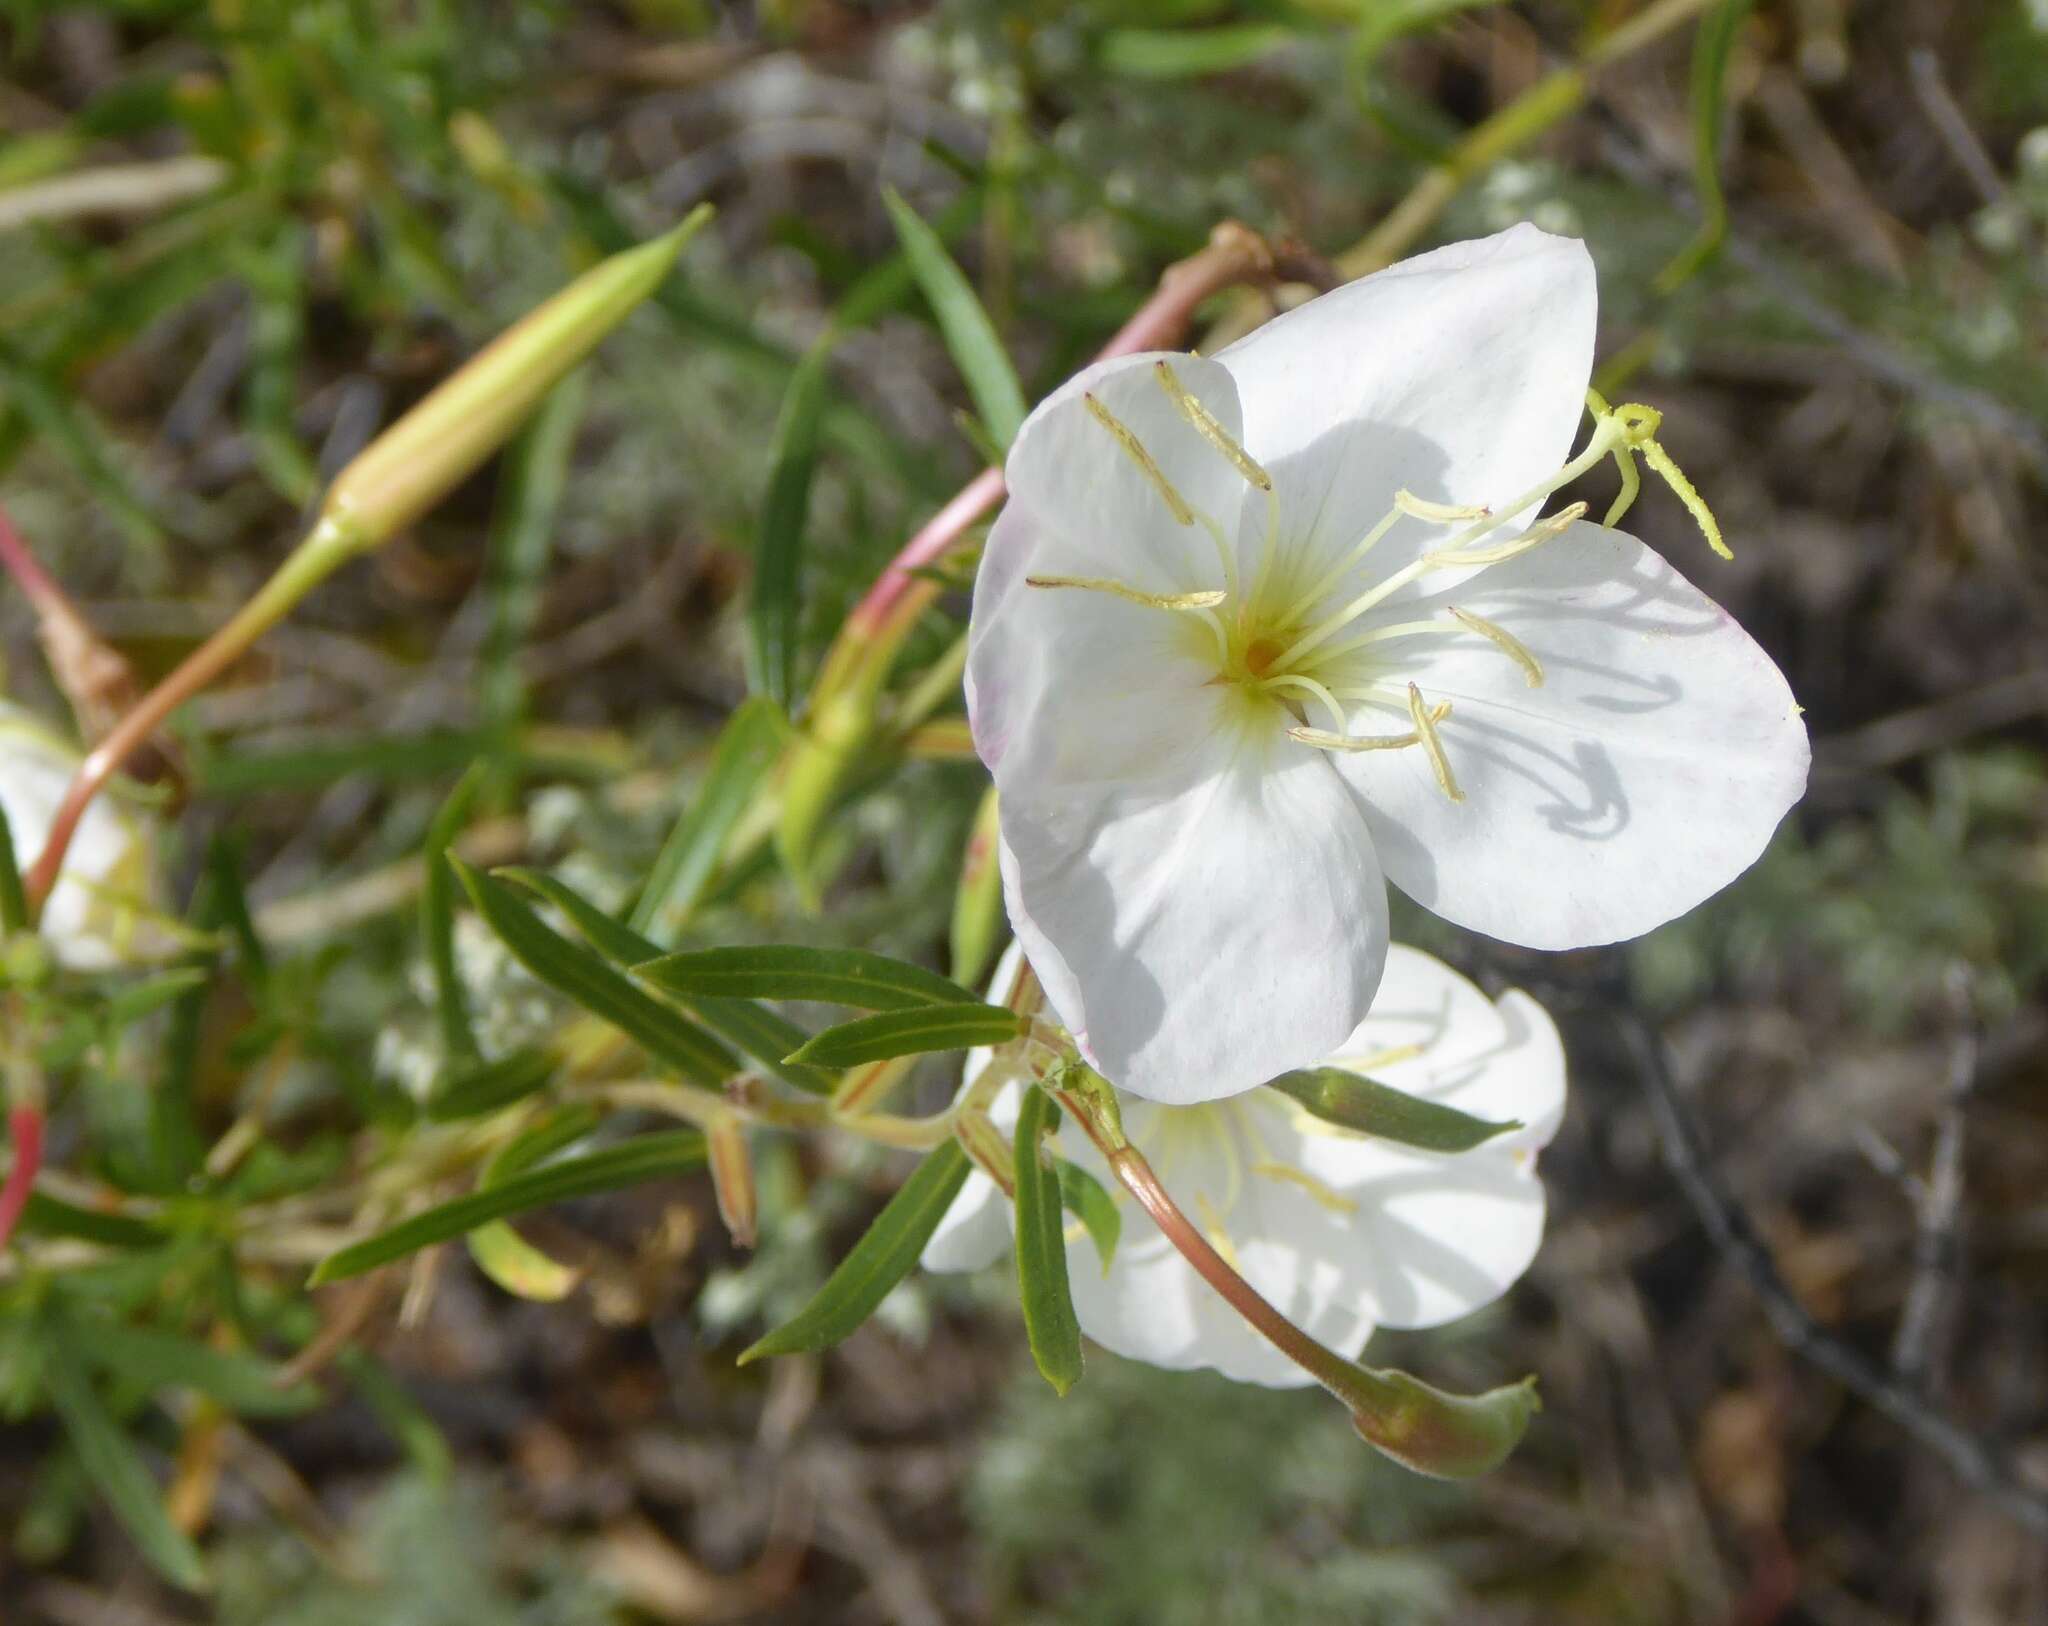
1193;1191;1242;1272
1640;437;1731;560
1422;502;1586;568
1251;1161;1359;1215
1026;575;1224;612
1261;672;1348;734
1447;606;1544;687
1394;490;1491;523
1287;701;1449;754
1408;682;1464;803
1084;392;1193;526
1153;360;1270;491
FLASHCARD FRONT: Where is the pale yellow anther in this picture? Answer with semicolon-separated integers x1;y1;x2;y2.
1447;606;1544;687
1084;391;1193;526
1408;682;1464;804
1251;1161;1360;1215
1639;437;1731;560
1153;360;1271;491
1589;390;1730;560
1025;575;1225;612
1286;701;1449;754
1394;490;1491;523
1194;1191;1242;1272
1424;501;1586;568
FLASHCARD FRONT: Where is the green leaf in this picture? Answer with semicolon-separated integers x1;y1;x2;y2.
785;1002;1023;1068
748;343;831;710
480;369;586;784
631;696;787;943
0;801;27;934
882;186;1027;449
452;860;736;1087
1014;1087;1083;1395
496;866;659;968
1657;0;1756;291
1054;1156;1121;1274
72;1317;319;1416
1266;1068;1519;1153
1098;23;1295;79
638;944;975;1011
467;1220;579;1301
309;1129;706;1285
423;1045;557;1122
740;1140;969;1362
495;869;831;1094
423;763;488;1065
16;1192;166;1249
1351;0;1502;71
42;1338;208;1591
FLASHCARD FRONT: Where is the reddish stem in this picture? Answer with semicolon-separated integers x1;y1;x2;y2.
0;505;64;614
842;222;1276;640
0;1106;46;1252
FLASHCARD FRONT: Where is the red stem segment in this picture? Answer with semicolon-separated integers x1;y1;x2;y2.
0;1106;46;1252
840;221;1276;642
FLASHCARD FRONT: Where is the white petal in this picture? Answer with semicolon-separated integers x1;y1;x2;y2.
1329;944;1565;1151
1331;522;1810;948
1000;350;1250;601
920;1168;1012;1273
1215;225;1596;604
0;710;158;972
998;705;1389;1105
1056;1097;1374;1387
924;957;1028;1276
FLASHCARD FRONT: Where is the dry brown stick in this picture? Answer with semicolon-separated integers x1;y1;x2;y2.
1622;1008;2048;1536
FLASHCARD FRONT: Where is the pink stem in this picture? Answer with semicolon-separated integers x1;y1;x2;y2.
0;505;63;614
0;1106;46;1252
843;222;1276;639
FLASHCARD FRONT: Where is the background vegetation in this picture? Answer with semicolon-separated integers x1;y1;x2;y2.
2;1;2046;1621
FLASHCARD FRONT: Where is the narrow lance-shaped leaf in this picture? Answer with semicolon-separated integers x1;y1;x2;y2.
494;869;831;1094
882;186;1027;449
949;784;1003;987
1266;1067;1520;1153
785;1003;1024;1068
1098;23;1295;78
466;1102;582;1304
1054;1156;1121;1274
71;1318;320;1417
631;695;787;942
740;1140;970;1362
42;1332;208;1591
480;368;586;793
424;1045;556;1122
310;1130;705;1285
423;763;488;1065
748;344;830;710
0;801;27;934
1014;1086;1083;1395
1657;0;1756;291
640;943;975;1011
452;859;736;1087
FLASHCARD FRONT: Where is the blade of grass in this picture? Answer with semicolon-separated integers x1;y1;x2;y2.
882;186;1026;449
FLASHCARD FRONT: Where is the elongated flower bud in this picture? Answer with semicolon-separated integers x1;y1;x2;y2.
323;207;711;551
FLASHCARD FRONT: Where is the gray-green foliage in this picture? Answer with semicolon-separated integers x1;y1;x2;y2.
213;1473;614;1626
1634;749;2048;1026
969;1356;1466;1625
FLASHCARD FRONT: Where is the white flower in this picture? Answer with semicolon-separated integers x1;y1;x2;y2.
0;702;164;970
924;939;1566;1388
967;224;1809;1104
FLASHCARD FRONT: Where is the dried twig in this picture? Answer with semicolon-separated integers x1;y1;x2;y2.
1622;1008;2048;1535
